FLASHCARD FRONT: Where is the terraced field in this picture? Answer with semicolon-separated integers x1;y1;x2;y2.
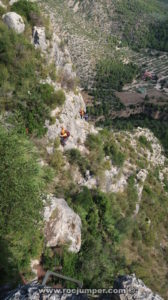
133;50;168;79
123;49;168;95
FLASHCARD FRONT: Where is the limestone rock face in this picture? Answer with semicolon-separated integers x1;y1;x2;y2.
114;274;163;300
44;195;81;253
2;12;25;34
32;26;48;51
63;63;76;81
46;90;97;150
46;31;71;67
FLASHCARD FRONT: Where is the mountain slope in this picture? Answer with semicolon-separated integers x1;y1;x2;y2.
39;0;168;88
0;1;168;299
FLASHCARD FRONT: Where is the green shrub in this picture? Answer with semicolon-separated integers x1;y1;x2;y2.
51;188;128;288
12;0;43;26
66;148;90;176
104;139;126;167
49;149;64;173
39;84;66;108
0;6;5;17
0;127;44;283
102;116;168;157
18;87;49;136
85;134;105;175
132;225;142;241
0;20;56;136
126;175;138;214
139;135;153;152
85;133;102;150
52;89;66;106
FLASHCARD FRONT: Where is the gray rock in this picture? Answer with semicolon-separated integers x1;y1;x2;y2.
114;274;163;300
44;195;81;253
46;89;97;149
48;32;71;67
9;0;36;4
63;63;76;80
9;0;18;5
3;281;88;300
3;275;163;300
2;12;25;34
32;26;48;51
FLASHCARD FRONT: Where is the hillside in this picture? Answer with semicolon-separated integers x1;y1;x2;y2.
39;0;168;87
39;0;168;148
0;1;168;300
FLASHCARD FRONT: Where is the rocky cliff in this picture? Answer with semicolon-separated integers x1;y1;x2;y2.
2;274;163;300
0;1;167;299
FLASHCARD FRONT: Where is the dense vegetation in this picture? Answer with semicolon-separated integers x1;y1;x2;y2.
0;1;65;136
43;170;168;294
0;1;168;298
116;0;168;51
0;127;45;284
88;59;138;118
43;187;133;287
0;0;62;285
148;19;168;52
97;116;168;156
12;0;43;26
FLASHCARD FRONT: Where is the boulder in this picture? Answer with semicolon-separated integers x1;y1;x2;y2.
114;274;163;300
32;26;48;51
44;195;81;253
2;12;25;34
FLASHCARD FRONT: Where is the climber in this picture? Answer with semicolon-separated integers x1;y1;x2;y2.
79;108;89;121
79;108;85;119
60;126;70;146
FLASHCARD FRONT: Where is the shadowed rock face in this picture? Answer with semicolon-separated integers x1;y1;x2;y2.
2;274;163;300
32;26;48;51
2;281;88;300
114;274;163;300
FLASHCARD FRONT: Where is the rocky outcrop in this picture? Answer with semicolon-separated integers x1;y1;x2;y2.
9;0;36;4
48;32;71;67
2;12;25;34
36;23;98;151
46;88;97;151
3;274;163;300
44;195;81;252
3;281;88;300
32;26;48;51
134;169;148;216
114;274;163;300
9;0;19;5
